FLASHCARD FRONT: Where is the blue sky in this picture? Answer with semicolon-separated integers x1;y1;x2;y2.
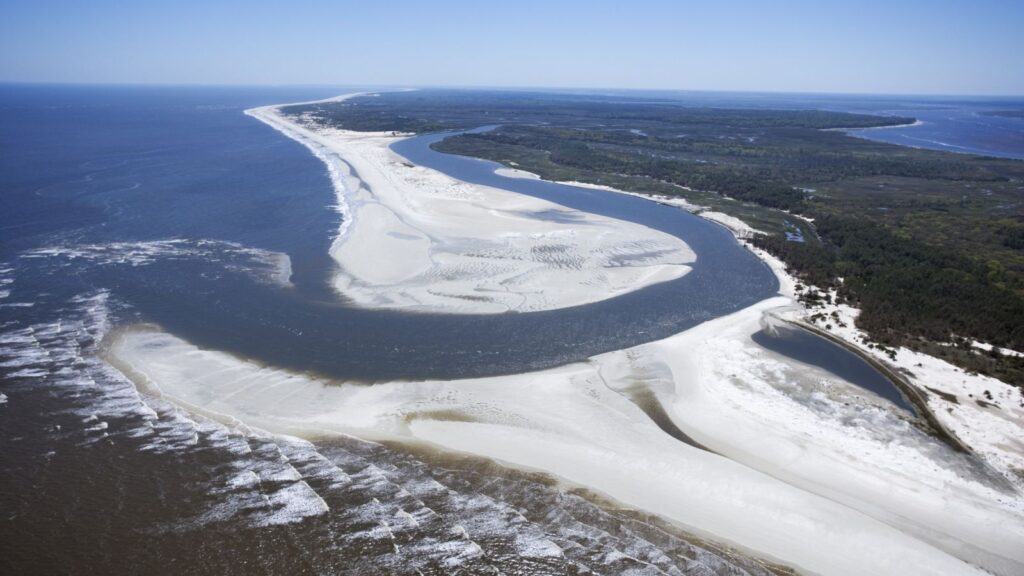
1;0;1021;95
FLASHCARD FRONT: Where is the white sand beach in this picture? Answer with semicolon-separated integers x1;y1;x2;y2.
99;94;1024;575
246;97;693;314
101;208;1024;576
107;291;1024;575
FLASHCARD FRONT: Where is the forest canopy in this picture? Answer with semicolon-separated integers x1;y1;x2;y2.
287;90;1024;385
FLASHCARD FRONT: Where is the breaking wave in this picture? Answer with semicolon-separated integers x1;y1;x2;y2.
0;273;777;574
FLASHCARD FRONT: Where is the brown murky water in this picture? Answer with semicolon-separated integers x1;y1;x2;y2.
0;292;785;575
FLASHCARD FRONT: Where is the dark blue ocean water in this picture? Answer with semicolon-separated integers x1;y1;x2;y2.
5;84;1018;383
5;83;1018;383
4;84;1015;385
0;84;777;380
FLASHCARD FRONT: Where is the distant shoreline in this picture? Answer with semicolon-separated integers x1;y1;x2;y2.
821;118;925;132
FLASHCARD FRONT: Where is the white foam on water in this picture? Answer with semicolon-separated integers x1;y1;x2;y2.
22;239;293;287
256;480;330;527
515;534;565;559
0;290;339;532
105;312;1024;576
245;103;358;249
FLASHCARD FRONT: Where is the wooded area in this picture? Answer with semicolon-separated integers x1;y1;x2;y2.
285;91;1024;385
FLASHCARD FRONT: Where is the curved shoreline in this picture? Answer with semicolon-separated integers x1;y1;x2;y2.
486;153;1022;477
97;93;1024;574
840;117;1024;160
248;97;695;315
10;85;1024;575
822;118;926;132
106;296;1024;576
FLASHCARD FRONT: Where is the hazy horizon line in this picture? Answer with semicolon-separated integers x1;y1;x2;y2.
2;80;1023;100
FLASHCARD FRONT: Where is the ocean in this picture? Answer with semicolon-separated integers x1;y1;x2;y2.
1;84;1019;574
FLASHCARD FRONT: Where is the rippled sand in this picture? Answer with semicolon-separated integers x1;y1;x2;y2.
105;293;1024;575
247;98;694;314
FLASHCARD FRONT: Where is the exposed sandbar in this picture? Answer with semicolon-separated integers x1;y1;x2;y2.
247;97;694;314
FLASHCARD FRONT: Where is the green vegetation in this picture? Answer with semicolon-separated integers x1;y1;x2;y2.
285;90;1024;386
753;218;1024;385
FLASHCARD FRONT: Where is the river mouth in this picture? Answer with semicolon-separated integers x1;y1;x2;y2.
2;90;946;420
6;87;1024;576
9;110;778;383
